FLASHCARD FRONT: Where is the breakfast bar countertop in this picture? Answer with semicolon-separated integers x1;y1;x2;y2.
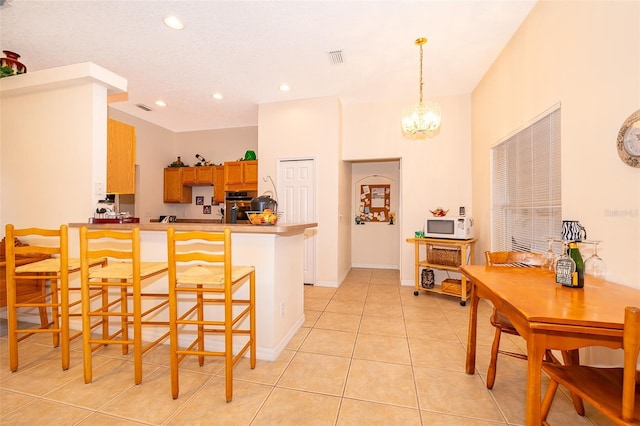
69;222;317;235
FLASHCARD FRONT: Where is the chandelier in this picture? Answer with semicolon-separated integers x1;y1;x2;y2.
401;37;441;138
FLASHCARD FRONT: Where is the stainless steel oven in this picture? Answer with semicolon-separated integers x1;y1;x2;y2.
224;191;256;223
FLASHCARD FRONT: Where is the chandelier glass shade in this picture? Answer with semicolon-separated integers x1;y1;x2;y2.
402;38;441;138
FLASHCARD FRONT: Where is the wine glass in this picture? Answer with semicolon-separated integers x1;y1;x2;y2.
542;237;558;271
584;240;606;279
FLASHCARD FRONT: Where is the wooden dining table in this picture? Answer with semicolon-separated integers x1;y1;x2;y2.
460;264;640;426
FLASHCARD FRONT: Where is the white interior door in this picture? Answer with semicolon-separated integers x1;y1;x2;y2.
277;159;316;284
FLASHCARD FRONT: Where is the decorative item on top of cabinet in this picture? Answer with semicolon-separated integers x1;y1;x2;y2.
164;168;192;203
182;166;214;186
107;119;135;194
224;160;257;191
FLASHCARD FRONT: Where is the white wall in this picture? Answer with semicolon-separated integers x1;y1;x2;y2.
351;161;400;268
342;95;473;285
1;76;113;229
258;97;343;286
471;0;640;288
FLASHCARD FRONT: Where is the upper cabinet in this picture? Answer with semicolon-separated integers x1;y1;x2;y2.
164;168;192;203
213;166;225;203
106;119;135;194
182;166;214;186
224;160;257;191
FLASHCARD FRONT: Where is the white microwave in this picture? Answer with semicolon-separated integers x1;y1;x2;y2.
424;216;474;240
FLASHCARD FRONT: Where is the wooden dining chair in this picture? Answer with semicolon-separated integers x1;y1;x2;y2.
79;226;169;385
167;227;256;402
483;251;585;415
541;306;640;425
4;224;106;372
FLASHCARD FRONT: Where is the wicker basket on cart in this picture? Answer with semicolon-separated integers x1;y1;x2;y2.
427;246;461;267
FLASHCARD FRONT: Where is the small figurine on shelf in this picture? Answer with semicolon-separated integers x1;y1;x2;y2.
389;212;396;225
169;156;187;167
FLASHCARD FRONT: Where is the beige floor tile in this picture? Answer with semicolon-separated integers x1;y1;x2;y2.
0;268;615;426
344;358;417;408
408;338;467;371
277;351;350;395
402;303;448;321
490;375;595;426
251;387;341;426
166;377;272;425
420;410;508;425
353;333;411;365
299;328;356;357
170;350;225;375
314;311;361;332
0;389;37;417
442;304;472;324
285;326;311;350
233;349;294;385
99;367;209;424
413;366;504;422
324;299;364;315
405;318;458;341
303;309;322;327
76;412;149;425
363;300;403;318
332;288;368;302
359;315;406;337
337;397;422;426
304;285;336;301
43;358;135;409
304;297;330;311
0;349;87;395
0;398;92;424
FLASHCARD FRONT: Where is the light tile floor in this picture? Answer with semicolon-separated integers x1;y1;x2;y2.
0;268;614;425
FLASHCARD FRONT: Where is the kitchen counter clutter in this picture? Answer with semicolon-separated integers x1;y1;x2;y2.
68;221;317;361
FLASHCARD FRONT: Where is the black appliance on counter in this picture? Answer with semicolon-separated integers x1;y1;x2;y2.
224;191;257;223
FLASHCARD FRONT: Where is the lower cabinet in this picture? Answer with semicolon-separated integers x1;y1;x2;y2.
164;168;192;203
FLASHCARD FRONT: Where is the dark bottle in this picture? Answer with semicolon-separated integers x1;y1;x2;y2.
568;242;584;288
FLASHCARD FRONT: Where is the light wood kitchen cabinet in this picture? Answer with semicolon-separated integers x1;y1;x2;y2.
164;168;192;203
107;119;135;194
213;166;225;203
182;166;214;186
224;160;258;191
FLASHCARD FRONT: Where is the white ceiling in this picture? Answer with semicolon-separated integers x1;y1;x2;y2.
0;0;536;133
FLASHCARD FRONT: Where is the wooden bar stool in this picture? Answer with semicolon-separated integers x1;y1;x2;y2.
4;224;106;372
166;227;256;401
79;226;169;385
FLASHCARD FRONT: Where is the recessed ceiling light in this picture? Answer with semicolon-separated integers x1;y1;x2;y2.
155;100;167;107
279;84;291;92
163;16;184;30
212;93;223;100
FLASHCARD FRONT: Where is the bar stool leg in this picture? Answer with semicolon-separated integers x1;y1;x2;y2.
81;268;93;384
7;274;19;372
133;280;143;385
60;269;70;370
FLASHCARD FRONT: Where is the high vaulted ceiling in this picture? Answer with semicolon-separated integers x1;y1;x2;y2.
0;0;536;132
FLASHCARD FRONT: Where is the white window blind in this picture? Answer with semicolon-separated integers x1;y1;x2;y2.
491;108;561;254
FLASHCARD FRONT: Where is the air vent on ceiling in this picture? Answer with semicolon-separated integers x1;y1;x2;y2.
136;103;153;112
328;50;344;65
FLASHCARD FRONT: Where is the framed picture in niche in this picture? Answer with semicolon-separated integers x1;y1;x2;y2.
203;205;211;214
195;196;204;205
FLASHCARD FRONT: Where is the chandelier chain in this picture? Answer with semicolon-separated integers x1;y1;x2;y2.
419;42;423;104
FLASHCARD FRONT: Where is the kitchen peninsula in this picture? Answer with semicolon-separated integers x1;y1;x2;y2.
69;222;317;361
